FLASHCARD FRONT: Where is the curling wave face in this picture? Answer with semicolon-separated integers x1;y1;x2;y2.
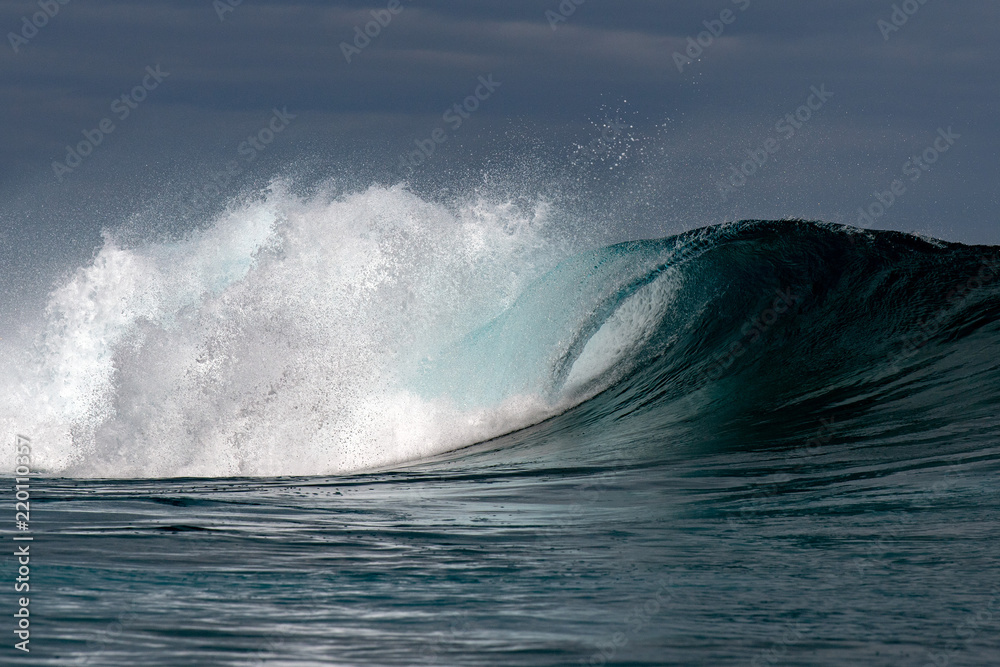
4;184;1000;478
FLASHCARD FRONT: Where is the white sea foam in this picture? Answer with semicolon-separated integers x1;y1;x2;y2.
0;183;567;476
1;180;691;477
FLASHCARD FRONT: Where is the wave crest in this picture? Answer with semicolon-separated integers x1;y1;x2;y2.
6;200;1000;478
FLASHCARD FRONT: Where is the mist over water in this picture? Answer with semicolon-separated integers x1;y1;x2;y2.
2;182;607;476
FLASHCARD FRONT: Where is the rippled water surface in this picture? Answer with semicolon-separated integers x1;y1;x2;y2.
20;433;1000;666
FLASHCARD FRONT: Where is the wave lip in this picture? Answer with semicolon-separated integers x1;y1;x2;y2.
465;219;1000;467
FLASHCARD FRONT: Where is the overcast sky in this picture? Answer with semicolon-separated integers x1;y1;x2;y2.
1;0;998;312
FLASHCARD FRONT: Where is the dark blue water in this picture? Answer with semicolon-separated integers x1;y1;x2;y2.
7;220;1000;665
20;443;1000;665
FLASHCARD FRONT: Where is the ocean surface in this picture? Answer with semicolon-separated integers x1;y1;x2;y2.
4;187;1000;665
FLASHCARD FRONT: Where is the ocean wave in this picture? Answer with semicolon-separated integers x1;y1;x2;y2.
4;184;999;478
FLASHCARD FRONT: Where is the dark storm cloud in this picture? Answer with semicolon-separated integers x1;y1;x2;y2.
3;1;995;122
0;0;997;255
